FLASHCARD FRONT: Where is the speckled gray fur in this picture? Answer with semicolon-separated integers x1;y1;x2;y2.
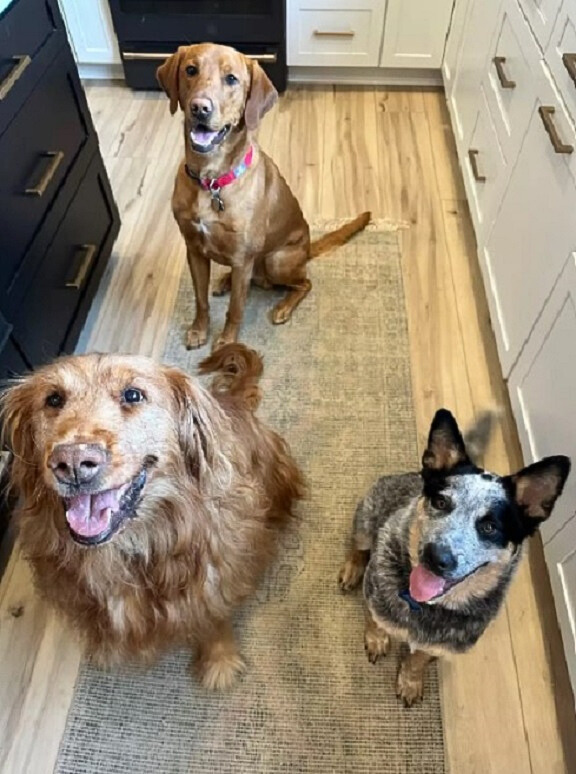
356;471;520;653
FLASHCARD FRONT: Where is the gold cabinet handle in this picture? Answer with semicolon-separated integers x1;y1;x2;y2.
468;149;486;182
65;244;97;290
24;151;65;196
0;55;31;100
313;29;355;38
562;53;576;87
538;106;574;154
493;56;516;89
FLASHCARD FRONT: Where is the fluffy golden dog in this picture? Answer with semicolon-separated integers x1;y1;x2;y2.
1;344;304;689
157;43;370;350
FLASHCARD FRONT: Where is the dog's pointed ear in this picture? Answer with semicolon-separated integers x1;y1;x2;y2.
156;48;185;115
422;409;469;472
244;60;277;131
505;456;570;526
164;366;231;487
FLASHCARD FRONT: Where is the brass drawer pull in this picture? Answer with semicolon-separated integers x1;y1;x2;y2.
538;106;574;154
0;55;31;100
65;244;97;290
468;149;486;182
313;29;355;38
493;56;516;89
24;151;65;196
562;53;576;86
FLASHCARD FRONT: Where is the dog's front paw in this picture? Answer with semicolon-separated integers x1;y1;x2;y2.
396;664;424;707
186;325;208;350
196;651;246;691
338;560;364;592
270;302;292;325
364;627;390;664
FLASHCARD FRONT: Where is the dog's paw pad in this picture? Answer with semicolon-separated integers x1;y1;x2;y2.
396;669;424;707
364;630;390;663
197;652;246;691
186;327;208;350
338;561;364;592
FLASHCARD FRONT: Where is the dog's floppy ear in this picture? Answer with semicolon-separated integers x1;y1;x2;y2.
164;366;231;487
156;47;186;115
505;456;570;528
422;409;470;472
244;60;278;131
0;378;40;494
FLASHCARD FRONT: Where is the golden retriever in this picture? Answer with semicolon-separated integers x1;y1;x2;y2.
1;344;304;689
156;43;370;351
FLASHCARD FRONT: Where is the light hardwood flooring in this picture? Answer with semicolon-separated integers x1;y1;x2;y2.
1;83;575;774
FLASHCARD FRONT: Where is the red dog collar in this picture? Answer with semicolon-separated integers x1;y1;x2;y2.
185;146;254;212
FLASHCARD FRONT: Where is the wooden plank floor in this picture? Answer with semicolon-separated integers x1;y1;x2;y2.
0;83;575;774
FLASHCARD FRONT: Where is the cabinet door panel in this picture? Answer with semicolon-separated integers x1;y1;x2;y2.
380;0;454;69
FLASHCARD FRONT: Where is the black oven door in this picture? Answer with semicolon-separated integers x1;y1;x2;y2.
108;0;284;44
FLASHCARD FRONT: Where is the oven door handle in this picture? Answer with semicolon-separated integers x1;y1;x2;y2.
122;51;278;64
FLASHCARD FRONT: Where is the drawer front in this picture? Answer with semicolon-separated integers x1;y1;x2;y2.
0;45;91;295
483;72;576;374
463;88;506;237
0;0;64;135
518;0;562;50
380;0;455;69
484;0;541;165
547;5;576;130
509;252;576;543
14;156;117;367
287;0;386;66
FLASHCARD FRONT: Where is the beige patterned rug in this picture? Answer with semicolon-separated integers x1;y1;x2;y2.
56;221;446;774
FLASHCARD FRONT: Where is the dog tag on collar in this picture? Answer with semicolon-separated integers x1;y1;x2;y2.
209;184;224;212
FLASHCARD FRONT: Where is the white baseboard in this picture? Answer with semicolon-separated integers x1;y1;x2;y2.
78;62;124;80
288;66;443;88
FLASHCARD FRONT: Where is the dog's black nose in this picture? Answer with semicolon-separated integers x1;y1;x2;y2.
48;443;107;486
422;543;457;575
191;97;213;119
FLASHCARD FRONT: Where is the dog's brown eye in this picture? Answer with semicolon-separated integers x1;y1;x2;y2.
122;388;145;405
224;73;238;86
45;392;65;409
185;64;198;77
432;495;448;510
478;519;496;536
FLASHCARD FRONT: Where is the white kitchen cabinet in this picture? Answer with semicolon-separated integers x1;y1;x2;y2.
547;1;576;129
379;0;454;68
448;0;503;150
518;0;563;50
442;0;470;92
509;252;576;544
287;0;386;66
544;515;576;695
482;73;576;375
58;0;120;66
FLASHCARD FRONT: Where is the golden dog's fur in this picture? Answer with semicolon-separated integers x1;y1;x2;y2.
1;344;304;690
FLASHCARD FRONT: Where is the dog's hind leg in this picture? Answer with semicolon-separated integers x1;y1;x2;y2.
195;619;246;691
364;608;391;664
396;649;435;707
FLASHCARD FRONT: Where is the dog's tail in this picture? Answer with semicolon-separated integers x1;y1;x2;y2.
309;211;371;259
464;409;502;466
198;343;264;412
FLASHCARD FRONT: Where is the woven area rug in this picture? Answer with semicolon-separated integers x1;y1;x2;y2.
56;221;446;774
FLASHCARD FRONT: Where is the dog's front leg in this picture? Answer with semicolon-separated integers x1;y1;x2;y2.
364;608;391;664
186;249;211;350
195;618;246;691
213;263;253;350
396;649;435;707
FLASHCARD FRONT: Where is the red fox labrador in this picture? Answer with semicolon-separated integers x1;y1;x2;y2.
157;43;370;350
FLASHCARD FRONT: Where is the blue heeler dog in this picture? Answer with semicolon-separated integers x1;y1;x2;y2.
338;408;570;706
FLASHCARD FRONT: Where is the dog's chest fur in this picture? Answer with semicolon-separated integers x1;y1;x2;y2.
359;473;518;653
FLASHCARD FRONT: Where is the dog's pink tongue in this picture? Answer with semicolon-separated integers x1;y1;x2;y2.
409;565;448;602
65;490;120;538
191;128;218;146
